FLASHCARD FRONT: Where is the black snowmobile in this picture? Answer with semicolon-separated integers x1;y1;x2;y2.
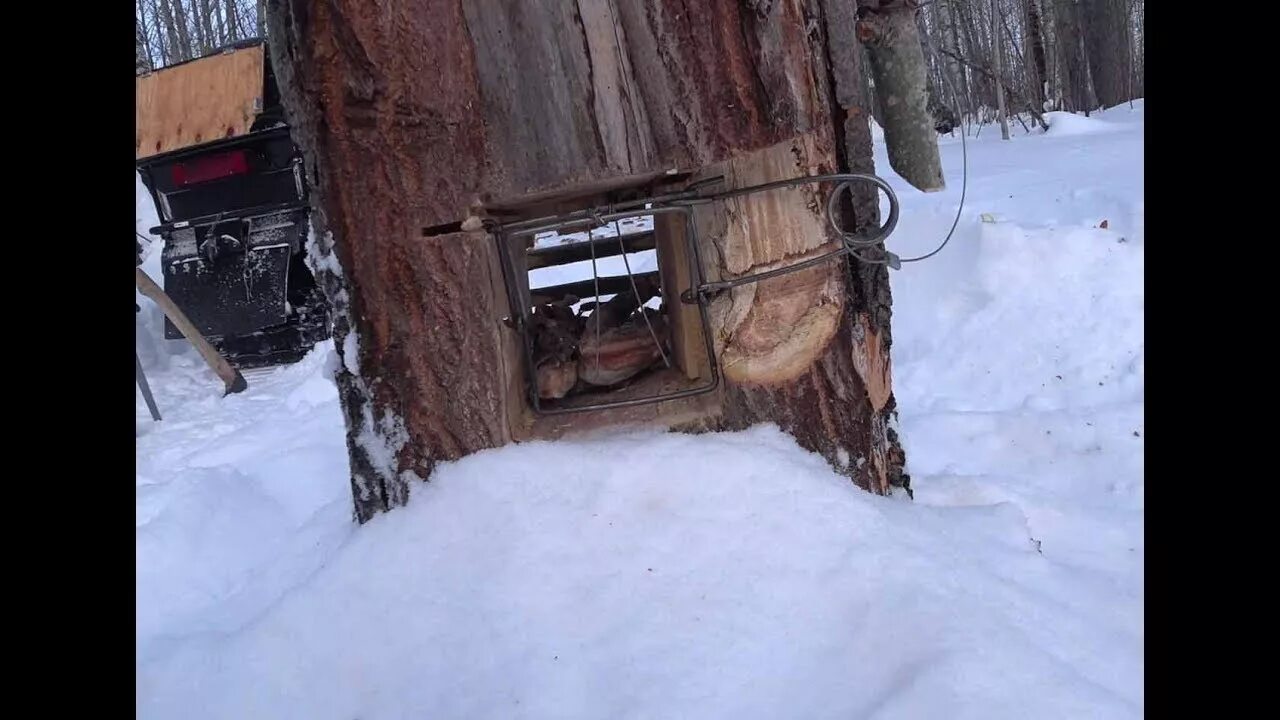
135;39;329;368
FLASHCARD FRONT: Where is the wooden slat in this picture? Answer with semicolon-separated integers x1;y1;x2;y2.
136;45;266;159
655;214;710;380
529;271;660;306
481;169;691;213
525;231;656;269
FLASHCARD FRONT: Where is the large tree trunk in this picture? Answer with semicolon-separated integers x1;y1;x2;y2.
267;0;912;523
1082;0;1130;108
1052;0;1089;112
1025;0;1048;110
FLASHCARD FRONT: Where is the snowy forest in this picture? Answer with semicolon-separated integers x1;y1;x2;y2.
137;0;1145;122
136;2;1144;717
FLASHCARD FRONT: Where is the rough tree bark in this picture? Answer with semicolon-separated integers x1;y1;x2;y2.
268;0;914;522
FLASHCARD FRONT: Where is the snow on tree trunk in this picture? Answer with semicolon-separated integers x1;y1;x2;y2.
268;0;912;523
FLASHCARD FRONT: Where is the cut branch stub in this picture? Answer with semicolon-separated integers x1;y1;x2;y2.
858;4;945;192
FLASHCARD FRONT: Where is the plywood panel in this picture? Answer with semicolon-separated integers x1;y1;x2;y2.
136;45;265;159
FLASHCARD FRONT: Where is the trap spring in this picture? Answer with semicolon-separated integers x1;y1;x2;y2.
490;172;901;416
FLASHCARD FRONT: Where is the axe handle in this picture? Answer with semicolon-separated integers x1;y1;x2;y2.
135;267;247;396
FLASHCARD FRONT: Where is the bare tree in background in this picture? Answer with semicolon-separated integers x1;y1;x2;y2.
1052;0;1090;112
172;0;194;61
156;0;185;65
1082;0;1131;108
199;0;217;54
907;0;1142;132
138;0;264;69
137;0;1145;111
224;0;239;39
136;17;151;75
1025;0;1048;110
992;0;1011;139
138;0;1145;114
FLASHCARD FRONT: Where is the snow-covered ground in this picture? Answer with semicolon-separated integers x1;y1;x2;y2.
136;102;1144;719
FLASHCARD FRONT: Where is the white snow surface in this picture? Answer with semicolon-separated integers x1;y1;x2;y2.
136;102;1144;719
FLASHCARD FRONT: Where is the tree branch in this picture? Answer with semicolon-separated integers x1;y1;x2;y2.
934;44;1048;129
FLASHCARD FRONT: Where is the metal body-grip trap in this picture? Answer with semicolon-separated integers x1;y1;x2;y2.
489;173;900;416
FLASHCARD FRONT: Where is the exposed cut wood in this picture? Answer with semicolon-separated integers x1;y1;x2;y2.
701;134;845;387
850;313;892;412
136;44;265;159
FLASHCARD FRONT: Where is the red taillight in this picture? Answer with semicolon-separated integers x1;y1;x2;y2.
171;150;249;187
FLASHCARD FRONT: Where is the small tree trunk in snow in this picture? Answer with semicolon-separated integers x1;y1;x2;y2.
1025;0;1048;110
268;0;911;522
992;0;1011;139
1082;0;1130;108
857;1;946;191
1053;0;1089;112
946;1;972;118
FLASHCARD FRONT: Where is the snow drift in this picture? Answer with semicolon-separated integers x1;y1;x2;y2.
136;103;1144;719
